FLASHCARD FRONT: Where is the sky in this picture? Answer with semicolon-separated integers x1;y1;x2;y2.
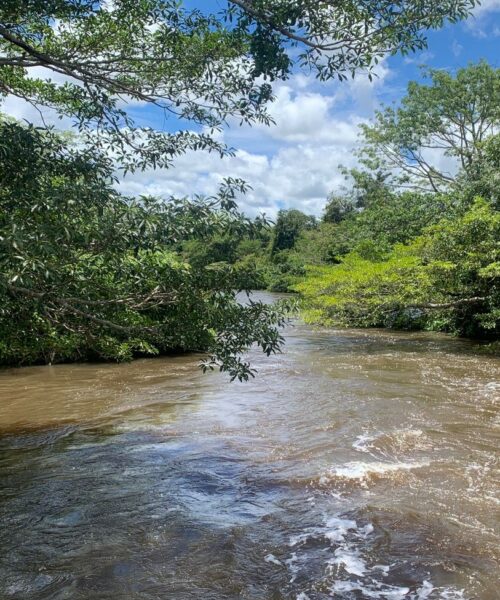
2;1;500;217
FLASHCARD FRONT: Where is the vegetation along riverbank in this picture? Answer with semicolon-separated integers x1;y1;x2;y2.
183;63;500;346
1;2;498;375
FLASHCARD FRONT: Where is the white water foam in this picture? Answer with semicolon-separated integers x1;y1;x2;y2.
484;381;500;393
285;552;299;583
330;579;410;598
320;460;430;486
330;547;367;576
324;516;358;543
352;429;430;459
353;433;378;454
330;579;467;599
264;553;282;566
285;513;467;600
416;581;434;599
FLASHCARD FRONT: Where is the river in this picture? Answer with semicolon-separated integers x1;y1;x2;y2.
0;292;499;599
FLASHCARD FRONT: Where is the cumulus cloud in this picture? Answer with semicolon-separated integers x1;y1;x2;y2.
118;64;393;217
262;86;334;143
118;139;361;218
403;51;435;65
1;58;392;217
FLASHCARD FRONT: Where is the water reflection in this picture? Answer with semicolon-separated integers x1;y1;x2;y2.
0;307;499;599
0;355;205;434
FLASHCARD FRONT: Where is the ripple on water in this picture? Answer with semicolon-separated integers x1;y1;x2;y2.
317;460;431;491
0;316;499;599
352;429;433;459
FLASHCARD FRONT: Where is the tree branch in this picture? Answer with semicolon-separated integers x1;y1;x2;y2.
6;284;166;335
402;297;485;310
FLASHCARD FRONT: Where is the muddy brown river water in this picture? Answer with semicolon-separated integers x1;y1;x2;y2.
0;293;499;599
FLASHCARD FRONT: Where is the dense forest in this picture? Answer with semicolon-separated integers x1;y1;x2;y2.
1;1;498;377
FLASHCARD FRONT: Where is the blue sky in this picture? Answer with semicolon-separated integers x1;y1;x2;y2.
118;0;500;217
3;1;499;216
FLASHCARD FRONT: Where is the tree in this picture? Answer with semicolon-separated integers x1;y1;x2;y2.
271;209;316;254
322;194;354;224
0;119;289;379
0;1;478;169
300;184;448;265
360;62;500;192
458;133;500;210
296;60;500;339
341;168;391;209
421;197;500;336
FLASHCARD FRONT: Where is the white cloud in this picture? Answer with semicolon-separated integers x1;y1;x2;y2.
403;50;435;65
115;65;397;217
118;132;361;218
2;58;393;218
473;0;500;15
253;83;363;146
261;85;334;142
465;0;500;36
329;60;392;113
116;67;387;217
451;40;463;57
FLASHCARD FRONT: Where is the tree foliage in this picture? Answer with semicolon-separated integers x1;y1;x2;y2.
299;188;448;263
0;0;478;169
322;194;355;224
180;224;271;289
0;119;289;379
271;209;316;254
360;61;500;192
296;199;499;338
459;132;500;209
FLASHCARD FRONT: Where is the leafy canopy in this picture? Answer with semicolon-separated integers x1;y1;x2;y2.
0;0;478;169
360;61;500;192
296;199;500;338
0;118;290;379
271;209;316;255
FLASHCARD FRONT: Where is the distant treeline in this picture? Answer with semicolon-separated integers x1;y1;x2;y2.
186;62;499;343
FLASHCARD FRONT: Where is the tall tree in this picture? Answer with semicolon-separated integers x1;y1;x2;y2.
360;61;500;192
271;209;316;254
322;194;355;224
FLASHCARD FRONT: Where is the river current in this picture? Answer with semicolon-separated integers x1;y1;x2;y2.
0;293;499;599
